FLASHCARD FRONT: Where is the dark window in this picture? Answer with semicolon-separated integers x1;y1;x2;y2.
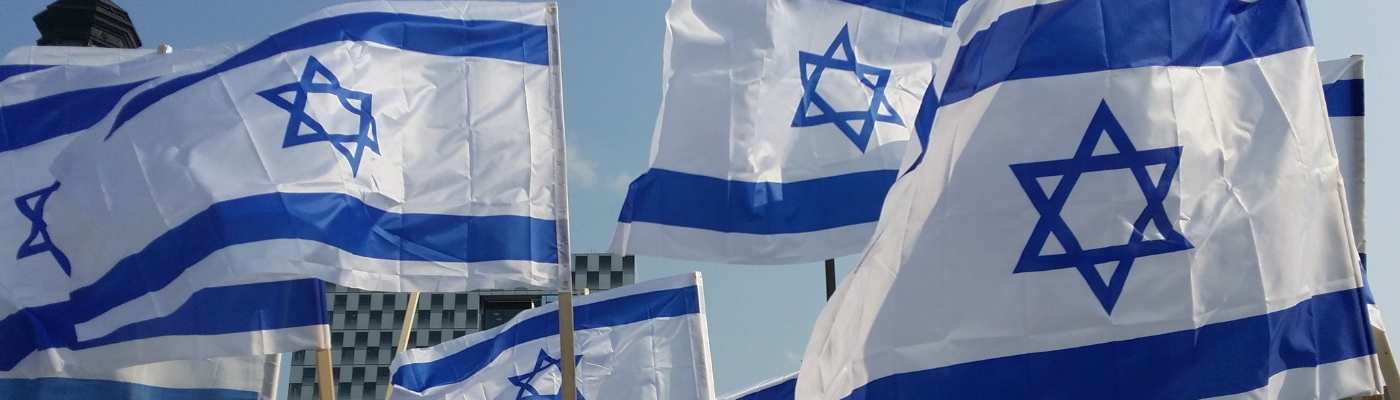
479;296;536;330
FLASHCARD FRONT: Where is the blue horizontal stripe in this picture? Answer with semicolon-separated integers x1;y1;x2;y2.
70;192;558;322
0;279;325;371
830;0;967;27
0;302;76;371
941;0;1312;107
0;65;54;83
109;12;548;135
1323;79;1363;117
733;377;797;400
0;377;257;400
393;285;702;393
844;288;1374;400
0;79;150;153
617;169;897;235
77;279;328;349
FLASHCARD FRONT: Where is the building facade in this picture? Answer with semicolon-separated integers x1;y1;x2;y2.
285;254;637;400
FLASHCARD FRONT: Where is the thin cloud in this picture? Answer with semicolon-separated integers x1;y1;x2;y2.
608;172;635;195
568;145;598;189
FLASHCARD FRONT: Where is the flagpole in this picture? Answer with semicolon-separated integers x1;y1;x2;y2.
559;287;577;400
544;5;577;400
316;323;337;400
384;291;421;400
825;259;836;300
1371;327;1400;398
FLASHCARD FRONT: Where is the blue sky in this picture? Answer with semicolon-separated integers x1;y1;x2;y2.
1;0;1398;396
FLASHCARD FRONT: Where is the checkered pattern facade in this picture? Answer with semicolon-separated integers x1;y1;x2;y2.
285;254;637;400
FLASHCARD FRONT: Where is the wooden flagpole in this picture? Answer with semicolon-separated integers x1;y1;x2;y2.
316;322;337;400
1369;326;1400;400
559;285;578;400
384;292;422;400
544;4;578;400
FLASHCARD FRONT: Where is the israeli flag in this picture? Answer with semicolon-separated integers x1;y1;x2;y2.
33;1;569;368
1320;56;1382;331
390;273;714;400
798;0;1381;398
0;46;327;383
721;372;796;400
609;0;964;264
0;354;284;400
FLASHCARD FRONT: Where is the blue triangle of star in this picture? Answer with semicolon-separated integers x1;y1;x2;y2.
257;56;379;177
14;181;71;276
1009;101;1193;314
508;349;585;400
791;24;904;152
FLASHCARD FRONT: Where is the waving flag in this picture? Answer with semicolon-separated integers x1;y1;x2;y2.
798;0;1381;398
30;1;569;370
390;273;714;400
1320;55;1382;331
721;372;796;400
609;0;964;264
0;354;283;400
0;46;326;385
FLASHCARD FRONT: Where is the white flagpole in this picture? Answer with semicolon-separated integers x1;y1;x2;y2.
384;292;421;400
544;4;577;400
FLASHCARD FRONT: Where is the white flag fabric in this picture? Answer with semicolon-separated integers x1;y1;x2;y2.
721;372;795;400
33;1;570;370
798;0;1381;398
0;354;283;400
0;47;328;376
609;0;964;264
1320;55;1382;330
389;273;714;400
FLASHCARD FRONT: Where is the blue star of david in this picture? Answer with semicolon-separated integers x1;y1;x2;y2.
15;181;71;276
792;24;904;152
1010;101;1193;314
257;56;378;177
508;349;585;400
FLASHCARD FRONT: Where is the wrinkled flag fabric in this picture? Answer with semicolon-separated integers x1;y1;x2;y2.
0;46;326;390
610;0;965;264
390;273;714;400
32;1;569;370
1320;55;1383;330
798;0;1381;398
0;354;284;400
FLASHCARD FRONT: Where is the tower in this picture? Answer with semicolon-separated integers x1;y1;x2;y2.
33;0;142;49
